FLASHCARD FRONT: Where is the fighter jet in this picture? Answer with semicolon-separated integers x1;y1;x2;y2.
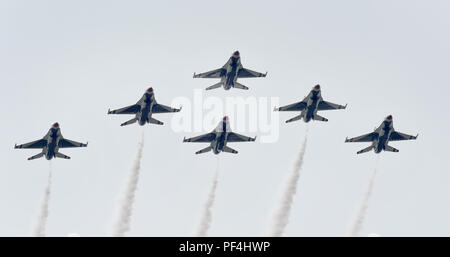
274;85;347;123
183;116;256;154
193;51;267;90
108;87;181;126
14;123;87;160
345;115;418;154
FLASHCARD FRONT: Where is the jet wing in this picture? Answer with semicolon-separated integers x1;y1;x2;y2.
152;103;181;113
193;68;225;78
276;101;307;112
108;104;140;114
318;101;347;111
183;133;216;143
15;139;47;149
227;132;256;142
389;131;418;141
59;138;88;148
237;68;267;78
345;132;378;143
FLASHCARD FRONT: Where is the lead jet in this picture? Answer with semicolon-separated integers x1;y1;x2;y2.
345;115;418;154
14;123;87;160
274;85;347;123
108;87;181;126
193;51;267;90
183;116;256;154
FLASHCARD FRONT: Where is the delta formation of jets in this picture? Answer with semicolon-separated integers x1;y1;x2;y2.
14;51;418;160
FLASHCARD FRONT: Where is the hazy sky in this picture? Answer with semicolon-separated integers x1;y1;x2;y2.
1;0;449;236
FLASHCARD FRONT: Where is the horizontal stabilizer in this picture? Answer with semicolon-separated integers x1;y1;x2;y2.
28;152;45;161
286;114;303;123
313;114;328;122
222;146;238;154
357;145;373;154
195;146;212;154
205;82;222;91
234;82;249;90
149;117;164;125
384;145;399;153
55;152;71;159
120;118;138;126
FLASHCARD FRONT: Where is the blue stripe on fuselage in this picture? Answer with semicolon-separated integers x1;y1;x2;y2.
304;92;320;122
46;128;58;159
225;57;239;86
139;94;153;125
377;121;392;152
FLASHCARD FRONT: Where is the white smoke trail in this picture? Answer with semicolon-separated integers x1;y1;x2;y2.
111;132;145;237
267;127;308;237
347;157;380;237
194;157;220;237
31;162;52;237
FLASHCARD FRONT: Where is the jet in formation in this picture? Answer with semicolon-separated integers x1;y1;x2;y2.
193;51;267;91
14;123;87;160
183;116;256;154
345;115;418;154
274;85;347;123
108;87;181;126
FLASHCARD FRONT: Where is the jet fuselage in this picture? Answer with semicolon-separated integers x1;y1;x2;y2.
136;92;155;126
210;120;229;154
372;119;394;153
221;55;242;90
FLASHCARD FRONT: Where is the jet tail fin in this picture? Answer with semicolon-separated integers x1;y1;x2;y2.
195;146;212;154
234;82;249;90
205;82;223;91
222;146;238;154
55;152;71;159
149;117;164;125
313;114;328;122
120;118;138;126
28;152;45;161
286;114;303;123
357;145;374;154
384;145;399;153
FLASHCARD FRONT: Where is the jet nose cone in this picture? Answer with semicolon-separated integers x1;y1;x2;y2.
386;115;392;120
147;87;153;93
52;122;59;128
233;51;240;56
314;84;320;90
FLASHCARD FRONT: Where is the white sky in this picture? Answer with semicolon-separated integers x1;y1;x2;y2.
1;0;449;236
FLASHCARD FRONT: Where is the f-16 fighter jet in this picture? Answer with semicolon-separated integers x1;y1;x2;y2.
14;122;87;160
183;116;256;154
345;115;418;154
274;85;347;123
193;51;267;90
108;87;181;126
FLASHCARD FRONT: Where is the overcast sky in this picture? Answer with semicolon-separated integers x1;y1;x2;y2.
1;0;449;236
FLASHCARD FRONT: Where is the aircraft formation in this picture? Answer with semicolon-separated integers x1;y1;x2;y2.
14;51;418;159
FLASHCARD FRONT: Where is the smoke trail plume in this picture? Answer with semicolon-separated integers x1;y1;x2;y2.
31;163;52;237
111;133;145;237
267;128;308;237
194;158;220;237
347;157;380;237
